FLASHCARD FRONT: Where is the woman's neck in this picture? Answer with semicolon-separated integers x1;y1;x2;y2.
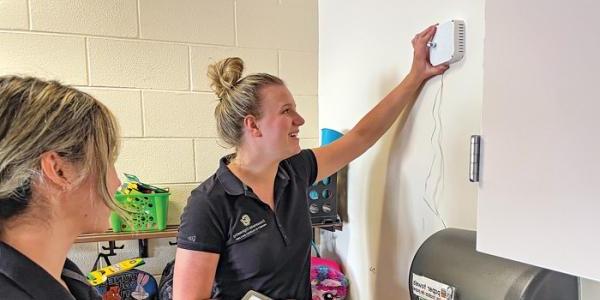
229;150;280;183
2;221;75;289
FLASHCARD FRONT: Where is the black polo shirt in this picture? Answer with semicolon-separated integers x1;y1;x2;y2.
0;241;101;300
177;149;318;300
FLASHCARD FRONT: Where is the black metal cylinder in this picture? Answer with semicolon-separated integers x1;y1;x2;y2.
409;228;578;300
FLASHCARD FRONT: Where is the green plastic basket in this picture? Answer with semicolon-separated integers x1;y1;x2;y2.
110;192;170;232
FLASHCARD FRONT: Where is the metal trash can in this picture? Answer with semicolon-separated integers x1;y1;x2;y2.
409;228;578;300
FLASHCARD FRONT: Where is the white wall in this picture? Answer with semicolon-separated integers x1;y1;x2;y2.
319;0;600;299
0;0;319;278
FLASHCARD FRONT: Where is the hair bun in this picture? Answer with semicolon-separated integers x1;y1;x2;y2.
207;57;244;100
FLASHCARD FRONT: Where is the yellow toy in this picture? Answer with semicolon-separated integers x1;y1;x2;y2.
87;258;145;286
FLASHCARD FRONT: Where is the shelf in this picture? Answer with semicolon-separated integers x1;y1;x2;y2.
76;221;341;244
75;225;179;243
312;220;343;232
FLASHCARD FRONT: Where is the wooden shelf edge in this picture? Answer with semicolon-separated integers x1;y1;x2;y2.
75;225;179;243
76;222;341;244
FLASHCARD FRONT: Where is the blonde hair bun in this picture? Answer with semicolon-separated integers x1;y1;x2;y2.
207;57;283;148
207;57;244;100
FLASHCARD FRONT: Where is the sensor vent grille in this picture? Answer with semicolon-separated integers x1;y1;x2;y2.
457;22;466;54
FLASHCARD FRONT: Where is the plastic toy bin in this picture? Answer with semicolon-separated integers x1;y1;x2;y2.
110;192;169;232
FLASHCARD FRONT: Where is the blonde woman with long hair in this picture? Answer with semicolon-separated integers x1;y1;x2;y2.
0;76;124;299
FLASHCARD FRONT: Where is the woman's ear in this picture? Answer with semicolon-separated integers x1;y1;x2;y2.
39;151;73;190
243;115;262;137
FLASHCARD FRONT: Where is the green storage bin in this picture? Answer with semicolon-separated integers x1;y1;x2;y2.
110;192;170;232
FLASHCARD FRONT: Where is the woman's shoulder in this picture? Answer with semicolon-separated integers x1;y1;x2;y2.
281;149;318;183
0;243;100;300
0;273;33;299
0;242;35;298
184;173;233;212
282;149;316;167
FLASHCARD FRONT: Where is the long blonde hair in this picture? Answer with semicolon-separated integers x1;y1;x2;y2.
0;76;123;231
207;57;284;148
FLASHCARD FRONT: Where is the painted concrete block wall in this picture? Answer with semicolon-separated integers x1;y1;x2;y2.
0;0;319;277
319;0;600;299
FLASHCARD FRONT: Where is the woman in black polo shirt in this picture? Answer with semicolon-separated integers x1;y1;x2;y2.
174;25;448;299
0;76;124;299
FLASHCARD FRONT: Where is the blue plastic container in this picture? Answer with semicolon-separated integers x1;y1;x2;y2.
321;128;343;146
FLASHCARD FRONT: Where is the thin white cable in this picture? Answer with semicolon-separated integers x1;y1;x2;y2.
422;74;447;228
421;81;441;212
433;75;446;215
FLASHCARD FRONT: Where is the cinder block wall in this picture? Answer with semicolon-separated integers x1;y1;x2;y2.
0;0;318;277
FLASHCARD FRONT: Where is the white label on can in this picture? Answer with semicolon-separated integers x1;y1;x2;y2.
411;273;455;300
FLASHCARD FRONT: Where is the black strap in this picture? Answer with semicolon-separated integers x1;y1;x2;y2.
311;240;321;258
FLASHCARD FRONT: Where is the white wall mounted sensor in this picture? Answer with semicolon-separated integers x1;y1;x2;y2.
428;20;465;66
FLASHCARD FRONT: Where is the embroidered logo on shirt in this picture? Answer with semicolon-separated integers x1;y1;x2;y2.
233;219;267;241
240;214;251;226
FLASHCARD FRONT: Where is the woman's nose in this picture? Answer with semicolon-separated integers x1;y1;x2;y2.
294;112;305;126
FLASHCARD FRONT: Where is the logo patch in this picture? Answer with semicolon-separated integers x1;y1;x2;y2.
233;219;267;241
240;214;251;226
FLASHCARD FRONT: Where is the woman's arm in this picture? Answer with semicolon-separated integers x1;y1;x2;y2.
173;248;220;300
312;25;449;182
